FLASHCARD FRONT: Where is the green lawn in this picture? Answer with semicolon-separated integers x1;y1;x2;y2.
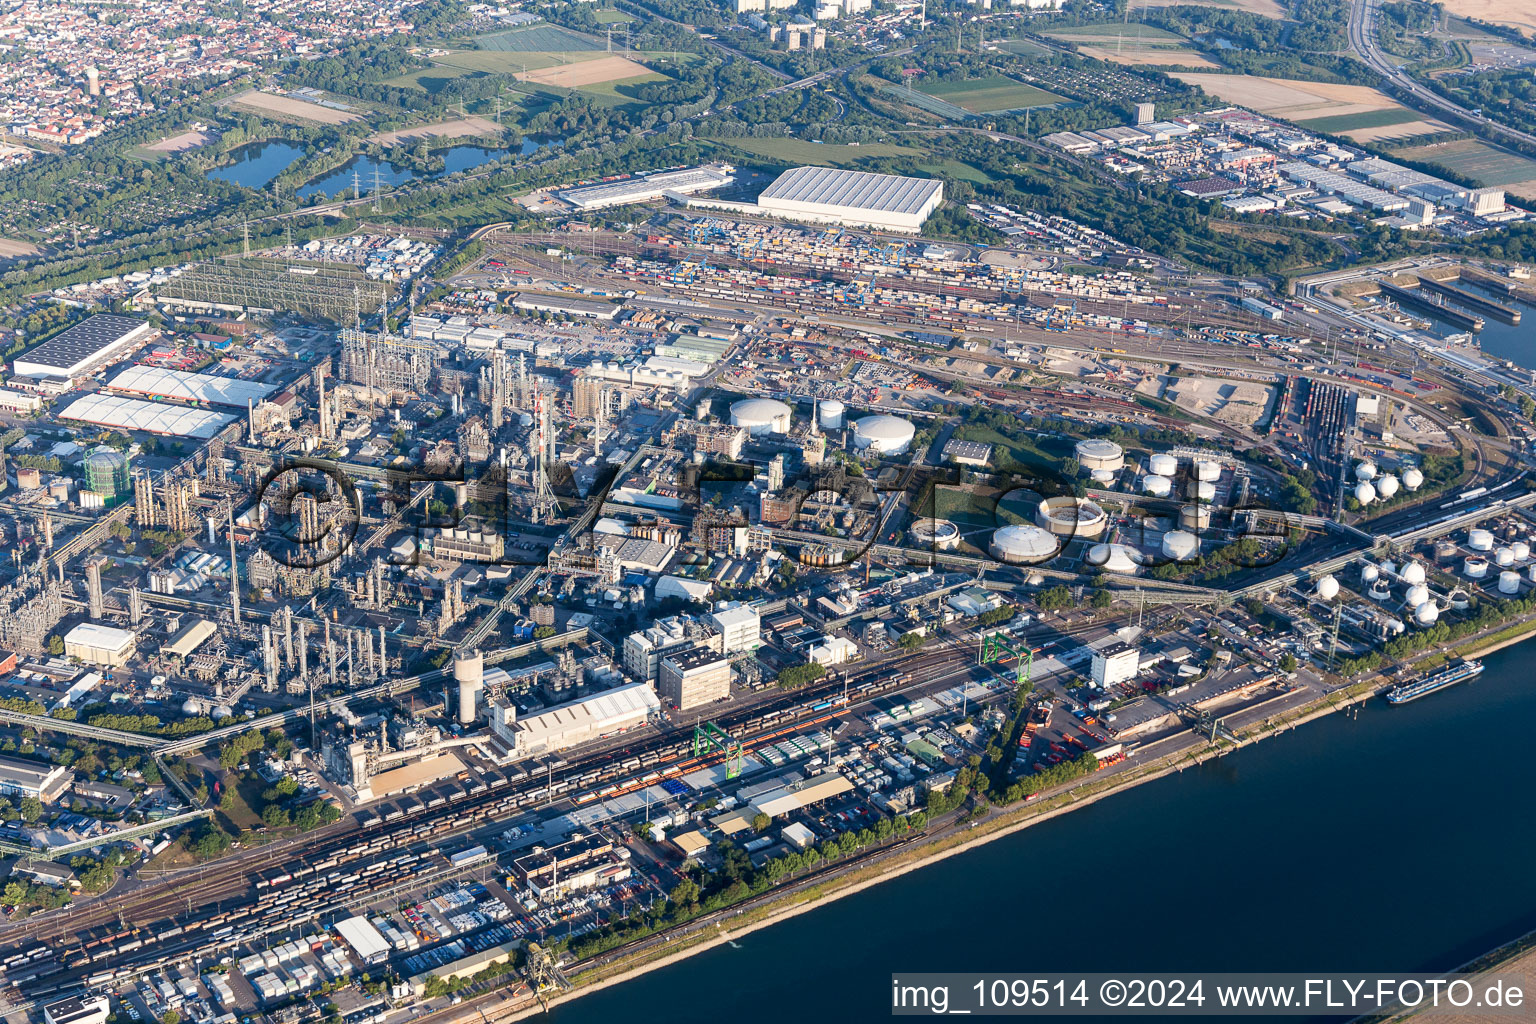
594;8;634;23
918;157;996;185
918;76;1069;113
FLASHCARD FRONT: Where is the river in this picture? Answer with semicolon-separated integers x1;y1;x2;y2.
546;642;1536;1023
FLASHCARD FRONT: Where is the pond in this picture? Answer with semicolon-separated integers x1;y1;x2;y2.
295;137;562;200
205;140;306;189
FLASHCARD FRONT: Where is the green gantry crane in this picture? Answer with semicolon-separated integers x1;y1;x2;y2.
979;631;1036;690
693;721;744;779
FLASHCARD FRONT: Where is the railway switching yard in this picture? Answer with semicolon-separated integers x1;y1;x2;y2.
1;158;1536;1024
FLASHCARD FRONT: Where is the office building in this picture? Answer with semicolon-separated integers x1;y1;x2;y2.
658;644;731;710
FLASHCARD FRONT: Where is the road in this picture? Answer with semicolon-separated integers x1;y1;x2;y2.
1348;0;1536;150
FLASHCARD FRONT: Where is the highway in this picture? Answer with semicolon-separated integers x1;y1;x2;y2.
1348;0;1536;150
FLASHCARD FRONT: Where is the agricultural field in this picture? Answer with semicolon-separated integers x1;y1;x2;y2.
385;47;606;93
1139;0;1286;17
917;75;1069;113
145;129;216;153
1046;23;1221;68
1392;138;1536;197
0;237;40;259
1437;0;1536;38
470;24;605;51
515;55;660;89
991;39;1051;57
1171;73;1449;140
224;89;362;125
1044;23;1190;44
370;116;503;146
721;138;933;168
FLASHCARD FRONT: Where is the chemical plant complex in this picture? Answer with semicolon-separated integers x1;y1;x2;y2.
0;26;1533;1024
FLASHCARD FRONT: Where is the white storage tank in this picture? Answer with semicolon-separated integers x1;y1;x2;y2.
1528;564;1536;583
1142;474;1173;497
1086;542;1142;574
1360;562;1380;584
1354;481;1376;505
1075;438;1125;472
1414;602;1439;627
1315;575;1339;601
851;414;915;454
817;398;846;430
1090;468;1116;485
1498;570;1522;595
1465;556;1489;578
1036;496;1109;539
1514;541;1531;561
1190;480;1217;503
1179;504;1212;532
1496;546;1515;567
730;397;792;436
1162;530;1199;561
1404;584;1430;608
1355;460;1377;482
1368;580;1392;601
1195;459;1222;483
989;524;1060;564
1376;474;1399;499
1148;453;1178;477
1468;528;1495;551
1403;467;1424;490
1400;561;1426;586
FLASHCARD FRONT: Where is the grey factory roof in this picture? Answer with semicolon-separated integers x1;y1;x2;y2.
105;364;278;408
12;314;149;377
59;392;236;438
758;166;943;215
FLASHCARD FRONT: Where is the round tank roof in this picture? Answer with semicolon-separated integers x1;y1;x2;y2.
1162;530;1199;561
989;524;1060;564
730;397;792;424
853;414;915;440
1086;542;1143;574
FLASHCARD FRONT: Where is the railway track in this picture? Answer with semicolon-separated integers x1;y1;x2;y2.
1;648;976;997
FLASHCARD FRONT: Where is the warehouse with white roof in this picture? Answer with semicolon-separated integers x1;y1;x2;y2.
59;393;236;438
754;166;944;232
104;365;278;408
560;164;737;211
334;916;391;966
